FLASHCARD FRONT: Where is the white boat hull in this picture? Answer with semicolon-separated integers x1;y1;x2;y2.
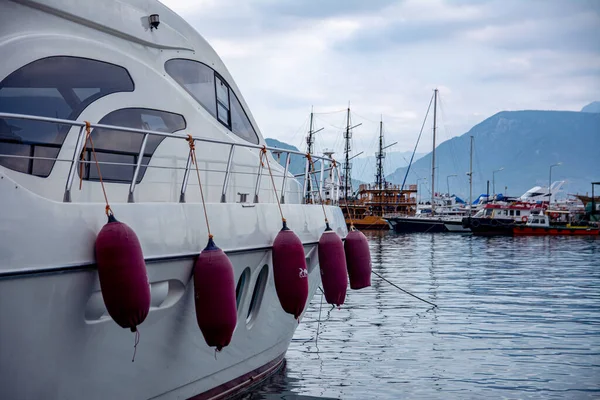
0;172;345;399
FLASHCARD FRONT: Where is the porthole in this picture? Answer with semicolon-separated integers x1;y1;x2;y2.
236;267;251;311
246;264;268;326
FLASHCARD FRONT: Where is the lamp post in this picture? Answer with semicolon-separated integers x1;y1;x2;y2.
492;167;504;195
417;178;427;203
446;174;457;196
549;162;562;204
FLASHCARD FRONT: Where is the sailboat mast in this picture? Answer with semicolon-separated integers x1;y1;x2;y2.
344;105;351;201
375;117;385;216
306;107;314;203
431;88;438;216
469;135;474;215
376;118;384;190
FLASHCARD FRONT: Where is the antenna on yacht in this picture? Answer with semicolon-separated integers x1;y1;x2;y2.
431;89;438;217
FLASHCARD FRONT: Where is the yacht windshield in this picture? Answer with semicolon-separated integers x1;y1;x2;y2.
165;59;259;144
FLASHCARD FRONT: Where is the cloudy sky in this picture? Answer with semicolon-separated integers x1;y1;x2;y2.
161;0;600;157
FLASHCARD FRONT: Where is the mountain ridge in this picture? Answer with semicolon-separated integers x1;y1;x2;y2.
386;109;600;199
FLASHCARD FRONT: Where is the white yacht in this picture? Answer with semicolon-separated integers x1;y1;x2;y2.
0;1;347;399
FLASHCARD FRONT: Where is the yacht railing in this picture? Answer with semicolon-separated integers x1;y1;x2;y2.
0;112;342;205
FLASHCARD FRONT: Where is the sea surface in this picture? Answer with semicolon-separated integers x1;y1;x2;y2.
245;232;600;399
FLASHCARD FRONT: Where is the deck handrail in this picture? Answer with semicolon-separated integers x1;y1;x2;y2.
0;112;341;205
0;112;337;161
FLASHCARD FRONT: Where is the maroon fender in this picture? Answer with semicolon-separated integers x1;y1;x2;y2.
318;227;348;306
272;221;309;319
194;237;237;351
95;214;150;332
344;229;372;290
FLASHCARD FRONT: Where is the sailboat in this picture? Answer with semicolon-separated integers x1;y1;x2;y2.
386;89;471;233
339;109;417;230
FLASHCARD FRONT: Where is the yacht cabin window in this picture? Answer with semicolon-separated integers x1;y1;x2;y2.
0;56;134;177
80;108;186;183
165;59;259;144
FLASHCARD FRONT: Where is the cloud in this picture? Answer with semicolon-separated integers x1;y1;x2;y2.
159;0;600;157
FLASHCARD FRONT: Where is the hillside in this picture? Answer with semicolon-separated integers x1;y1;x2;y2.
581;101;600;113
386;110;600;199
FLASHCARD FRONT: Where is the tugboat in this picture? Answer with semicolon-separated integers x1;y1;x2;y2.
512;213;599;236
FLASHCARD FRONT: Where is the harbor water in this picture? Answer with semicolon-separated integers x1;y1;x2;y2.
247;232;600;399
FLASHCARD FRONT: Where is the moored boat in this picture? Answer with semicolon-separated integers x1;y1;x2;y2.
512;214;599;236
0;1;351;399
339;112;416;230
462;202;546;236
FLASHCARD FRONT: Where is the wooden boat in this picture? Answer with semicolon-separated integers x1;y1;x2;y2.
338;110;417;230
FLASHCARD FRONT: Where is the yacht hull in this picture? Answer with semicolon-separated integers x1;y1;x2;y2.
0;173;345;400
462;217;516;236
387;217;447;233
444;220;470;232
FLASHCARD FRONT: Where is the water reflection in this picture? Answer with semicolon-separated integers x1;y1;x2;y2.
249;233;600;399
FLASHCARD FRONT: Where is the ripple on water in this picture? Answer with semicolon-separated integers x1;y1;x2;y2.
245;233;600;399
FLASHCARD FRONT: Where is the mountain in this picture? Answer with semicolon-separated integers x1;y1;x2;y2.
581;101;600;113
266;138;364;188
386;110;600;199
351;151;425;183
265;138;308;178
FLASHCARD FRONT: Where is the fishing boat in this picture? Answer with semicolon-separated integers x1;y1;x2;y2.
0;1;349;398
512;213;599;236
338;111;416;230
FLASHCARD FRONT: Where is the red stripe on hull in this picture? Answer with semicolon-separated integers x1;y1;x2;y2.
513;227;600;236
189;353;286;400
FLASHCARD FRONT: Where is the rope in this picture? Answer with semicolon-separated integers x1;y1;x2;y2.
306;153;329;225
79;121;112;216
186;134;212;238
315;287;323;348
131;329;140;362
261;146;286;223
371;270;438;308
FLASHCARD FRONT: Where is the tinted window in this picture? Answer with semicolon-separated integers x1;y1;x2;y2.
0;56;134;177
165;59;216;117
80;108;186;183
216;75;230;126
165;59;259;144
230;93;258;144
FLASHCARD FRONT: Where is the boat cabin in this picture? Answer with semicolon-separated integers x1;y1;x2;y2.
526;214;550;227
473;202;545;222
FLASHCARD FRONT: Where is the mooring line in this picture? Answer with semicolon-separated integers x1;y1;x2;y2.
315;287;324;348
371;270;438;308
